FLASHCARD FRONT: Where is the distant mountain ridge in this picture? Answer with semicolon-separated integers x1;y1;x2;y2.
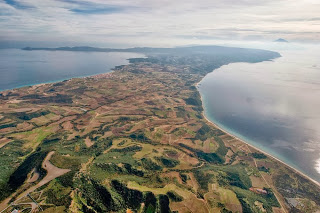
22;45;281;58
274;38;289;43
22;46;120;52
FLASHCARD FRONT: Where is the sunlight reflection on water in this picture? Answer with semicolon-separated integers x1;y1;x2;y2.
199;43;320;182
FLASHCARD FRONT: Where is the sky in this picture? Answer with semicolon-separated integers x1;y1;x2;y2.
0;0;319;47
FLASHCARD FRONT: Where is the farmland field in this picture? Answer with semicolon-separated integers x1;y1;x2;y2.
0;46;319;213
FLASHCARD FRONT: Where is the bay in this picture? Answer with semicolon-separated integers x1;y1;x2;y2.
198;44;320;182
0;49;144;91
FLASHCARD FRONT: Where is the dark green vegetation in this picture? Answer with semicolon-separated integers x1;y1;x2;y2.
0;46;319;213
141;158;163;171
0;140;27;201
8;150;47;189
0;148;48;200
258;166;270;173
110;145;142;152
251;152;267;159
179;142;226;164
71;175;172;213
233;187;280;213
166;191;183;202
0;123;17;129
11;110;50;121
42;180;72;208
156;157;180;168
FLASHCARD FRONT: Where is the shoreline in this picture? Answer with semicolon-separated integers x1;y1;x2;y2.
196;81;320;188
0;49;144;93
0;71;115;93
1;53;319;187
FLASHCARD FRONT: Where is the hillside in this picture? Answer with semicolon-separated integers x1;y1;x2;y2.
0;46;319;213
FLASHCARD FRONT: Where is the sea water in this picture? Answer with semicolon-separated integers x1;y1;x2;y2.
0;49;144;91
198;43;320;182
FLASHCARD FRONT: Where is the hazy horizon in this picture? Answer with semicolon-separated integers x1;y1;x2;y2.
1;0;320;48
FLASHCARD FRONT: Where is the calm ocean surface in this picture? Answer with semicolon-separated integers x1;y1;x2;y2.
0;49;144;91
199;43;320;182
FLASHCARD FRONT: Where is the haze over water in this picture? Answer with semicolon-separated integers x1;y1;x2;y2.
199;43;320;182
0;49;143;91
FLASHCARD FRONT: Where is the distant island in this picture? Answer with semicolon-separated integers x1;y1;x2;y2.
274;38;289;43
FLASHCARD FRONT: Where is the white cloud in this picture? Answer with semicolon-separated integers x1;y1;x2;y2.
0;0;319;46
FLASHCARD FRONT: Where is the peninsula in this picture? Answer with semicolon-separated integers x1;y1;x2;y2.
0;46;319;213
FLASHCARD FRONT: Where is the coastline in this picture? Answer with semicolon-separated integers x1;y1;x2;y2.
2;54;319;187
0;71;115;93
1;47;319;212
2;57;319;187
0;49;144;92
197;81;320;188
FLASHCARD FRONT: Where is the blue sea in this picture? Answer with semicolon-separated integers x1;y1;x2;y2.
0;49;144;91
198;43;320;183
